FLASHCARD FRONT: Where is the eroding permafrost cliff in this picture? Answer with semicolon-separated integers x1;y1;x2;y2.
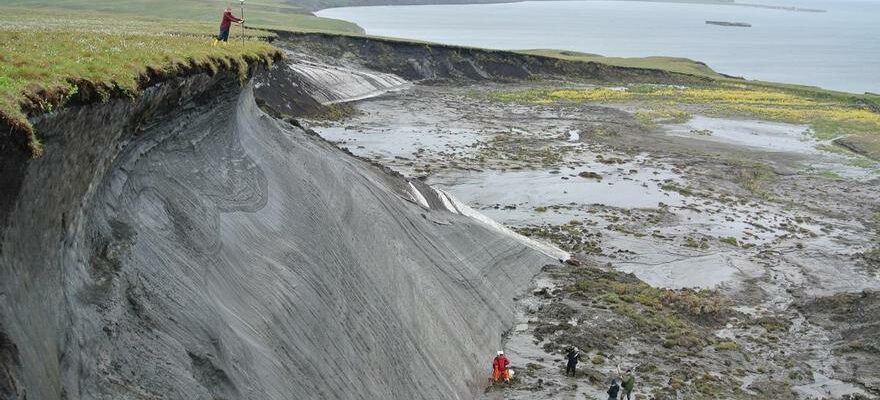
0;66;556;399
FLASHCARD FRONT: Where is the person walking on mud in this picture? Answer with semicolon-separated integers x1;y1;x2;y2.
565;347;581;376
621;368;636;400
607;378;621;400
213;7;243;46
491;350;511;383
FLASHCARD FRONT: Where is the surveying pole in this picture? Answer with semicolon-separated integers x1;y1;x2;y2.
240;0;245;49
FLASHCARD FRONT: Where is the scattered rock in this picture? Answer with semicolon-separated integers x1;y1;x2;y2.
578;171;603;180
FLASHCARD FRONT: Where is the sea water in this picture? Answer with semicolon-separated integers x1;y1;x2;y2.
318;0;880;93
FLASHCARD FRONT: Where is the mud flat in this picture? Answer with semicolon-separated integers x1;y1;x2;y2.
308;80;880;399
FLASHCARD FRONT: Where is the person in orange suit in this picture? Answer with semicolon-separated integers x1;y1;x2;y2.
492;350;511;383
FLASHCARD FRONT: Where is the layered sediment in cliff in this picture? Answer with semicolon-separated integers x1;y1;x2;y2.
0;64;556;399
279;31;712;84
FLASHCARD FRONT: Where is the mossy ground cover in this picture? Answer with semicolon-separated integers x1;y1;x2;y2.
634;107;692;126
543;266;786;399
564;267;730;351
0;8;282;156
491;83;880;159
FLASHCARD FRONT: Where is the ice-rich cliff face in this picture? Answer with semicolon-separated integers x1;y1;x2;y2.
252;52;409;119
0;68;555;399
287;54;409;104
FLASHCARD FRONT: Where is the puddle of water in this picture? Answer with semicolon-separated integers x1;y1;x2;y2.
667;116;818;154
616;251;763;289
428;167;685;225
793;371;868;399
318;125;480;158
656;207;791;245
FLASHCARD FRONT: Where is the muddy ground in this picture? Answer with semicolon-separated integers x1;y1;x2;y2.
305;82;880;400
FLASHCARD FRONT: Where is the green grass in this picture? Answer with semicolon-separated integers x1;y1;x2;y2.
0;8;282;156
1;1;363;33
719;236;739;246
660;182;695;196
714;341;739;351
518;49;728;80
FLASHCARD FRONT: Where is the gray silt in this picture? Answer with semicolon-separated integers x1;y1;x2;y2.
0;71;554;399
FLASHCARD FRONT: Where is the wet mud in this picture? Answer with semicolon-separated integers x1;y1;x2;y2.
308;83;880;399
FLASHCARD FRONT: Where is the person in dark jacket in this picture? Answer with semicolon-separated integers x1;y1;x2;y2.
565;347;581;376
214;7;243;45
607;379;621;400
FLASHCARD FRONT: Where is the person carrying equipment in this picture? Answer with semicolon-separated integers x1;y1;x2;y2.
492;351;511;383
621;369;636;400
214;7;243;45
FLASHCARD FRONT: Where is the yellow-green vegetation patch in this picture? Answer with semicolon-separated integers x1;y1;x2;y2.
0;8;281;157
754;316;792;334
727;159;776;198
719;236;739;246
492;84;880;158
635;107;692;126
660;181;695;196
516;223;603;255
714;341;739;351
684;237;710;250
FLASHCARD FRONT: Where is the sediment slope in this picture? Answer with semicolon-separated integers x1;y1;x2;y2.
254;51;409;117
0;67;554;399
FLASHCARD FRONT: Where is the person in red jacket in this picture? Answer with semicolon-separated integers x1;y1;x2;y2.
492;351;511;383
214;7;243;45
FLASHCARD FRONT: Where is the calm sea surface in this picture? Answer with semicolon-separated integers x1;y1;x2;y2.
318;0;880;93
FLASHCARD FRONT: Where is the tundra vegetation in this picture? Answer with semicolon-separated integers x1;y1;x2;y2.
2;1;877;399
491;84;880;160
0;8;281;156
536;265;809;399
0;0;363;32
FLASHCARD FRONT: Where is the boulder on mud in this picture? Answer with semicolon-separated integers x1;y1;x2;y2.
577;171;603;180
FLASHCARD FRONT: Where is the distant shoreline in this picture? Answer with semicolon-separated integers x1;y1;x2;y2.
706;20;752;27
315;0;826;13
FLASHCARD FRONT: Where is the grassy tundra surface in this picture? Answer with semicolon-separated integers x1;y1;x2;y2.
0;8;282;156
1;0;363;33
492;83;880;160
518;49;730;80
